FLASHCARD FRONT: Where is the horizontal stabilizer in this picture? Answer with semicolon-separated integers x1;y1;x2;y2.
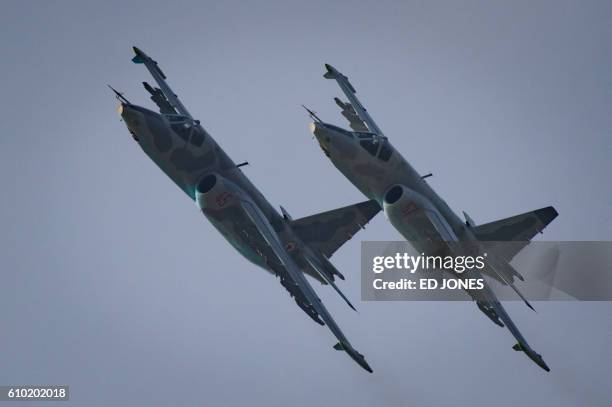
291;200;381;258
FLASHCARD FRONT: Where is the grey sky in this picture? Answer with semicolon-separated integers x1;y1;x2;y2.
1;0;611;406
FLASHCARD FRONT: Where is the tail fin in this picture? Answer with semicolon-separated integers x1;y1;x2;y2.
290;200;381;258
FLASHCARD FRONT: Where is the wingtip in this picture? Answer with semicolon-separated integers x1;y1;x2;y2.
131;46;147;64
323;63;337;79
536;206;559;226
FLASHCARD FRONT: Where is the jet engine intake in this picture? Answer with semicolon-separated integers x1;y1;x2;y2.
195;173;245;211
382;184;458;244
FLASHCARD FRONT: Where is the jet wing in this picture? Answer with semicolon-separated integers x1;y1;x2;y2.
473;206;558;261
132;46;192;119
238;197;373;373
324;64;385;137
290;199;381;258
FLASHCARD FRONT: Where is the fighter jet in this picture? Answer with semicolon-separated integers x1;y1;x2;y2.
308;63;558;372
113;48;380;373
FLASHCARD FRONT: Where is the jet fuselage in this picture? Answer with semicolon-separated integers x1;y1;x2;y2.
310;122;472;254
120;103;323;280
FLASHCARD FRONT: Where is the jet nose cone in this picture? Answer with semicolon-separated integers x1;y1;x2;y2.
309;121;327;141
117;102;127;117
118;104;141;141
309;121;317;134
119;103;137;124
309;122;333;157
309;121;325;138
310;122;330;149
118;102;131;117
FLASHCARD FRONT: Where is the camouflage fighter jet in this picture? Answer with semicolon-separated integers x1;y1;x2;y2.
308;63;558;372
113;48;379;373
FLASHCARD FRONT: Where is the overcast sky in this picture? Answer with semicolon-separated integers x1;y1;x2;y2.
1;1;611;406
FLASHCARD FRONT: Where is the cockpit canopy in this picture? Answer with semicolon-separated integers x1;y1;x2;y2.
164;114;205;147
355;132;392;161
325;124;392;161
166;114;189;123
326;124;354;138
355;132;377;139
